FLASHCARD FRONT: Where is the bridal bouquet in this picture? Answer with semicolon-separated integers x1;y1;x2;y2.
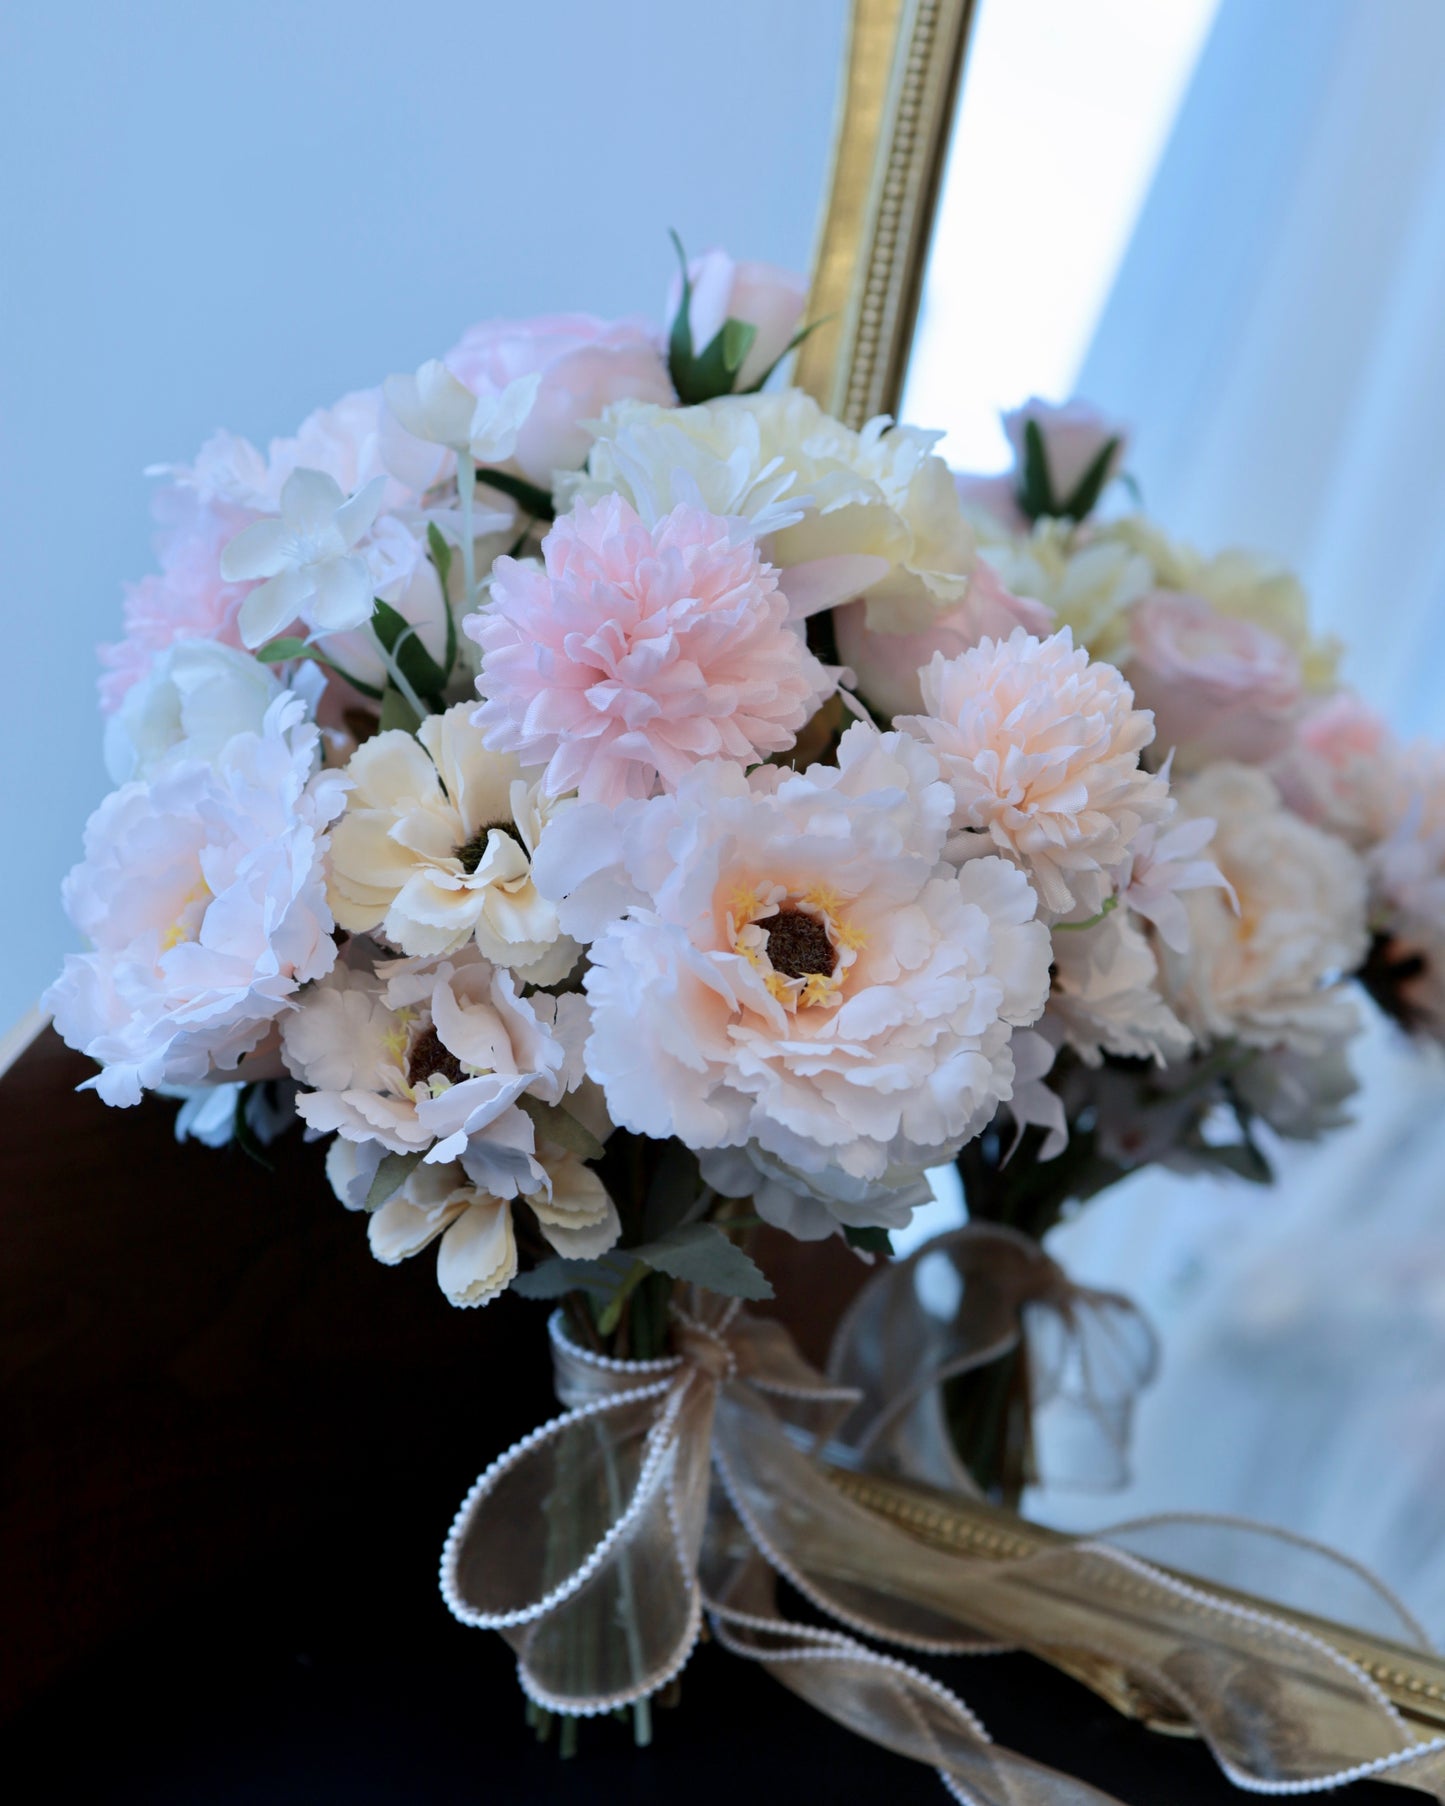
42;243;1445;1792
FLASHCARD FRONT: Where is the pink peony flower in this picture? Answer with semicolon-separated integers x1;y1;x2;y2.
534;724;1052;1239
446;313;674;488
44;694;346;1105
468;497;832;806
833;555;1053;719
666;249;808;391
98;487;259;713
1124;590;1303;768
901;628;1171;921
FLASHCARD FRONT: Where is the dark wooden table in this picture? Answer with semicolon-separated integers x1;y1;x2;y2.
0;1030;1416;1802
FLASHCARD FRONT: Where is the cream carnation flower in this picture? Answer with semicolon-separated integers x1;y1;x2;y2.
468;496;831;806
902;628;1171;921
327;1135;619;1309
562;390;976;633
535;724;1052;1237
45;694;345;1106
1158;765;1369;1054
327;703;575;982
970;517;1152;664
280;947;584;1187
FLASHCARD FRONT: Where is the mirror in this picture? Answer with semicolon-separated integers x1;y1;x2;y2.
892;0;1445;1626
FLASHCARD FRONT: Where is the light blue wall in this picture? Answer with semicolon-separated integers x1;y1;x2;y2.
0;0;849;1033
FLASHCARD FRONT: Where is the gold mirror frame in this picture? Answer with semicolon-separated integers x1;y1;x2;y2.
796;0;978;427
800;0;1445;1737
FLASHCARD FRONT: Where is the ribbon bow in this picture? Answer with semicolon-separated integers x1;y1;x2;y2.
442;1246;1445;1802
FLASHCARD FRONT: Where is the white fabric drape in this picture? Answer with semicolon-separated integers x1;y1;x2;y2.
1023;0;1445;1632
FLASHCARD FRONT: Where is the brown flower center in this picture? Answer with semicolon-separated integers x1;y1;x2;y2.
455;820;525;874
406;1023;466;1090
765;908;837;981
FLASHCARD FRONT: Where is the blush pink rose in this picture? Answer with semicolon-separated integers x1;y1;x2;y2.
445;313;674;488
834;556;1053;719
1124;590;1303;768
666;249;808;391
1271;690;1402;850
1002;397;1130;511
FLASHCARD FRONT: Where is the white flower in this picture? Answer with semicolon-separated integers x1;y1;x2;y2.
280;946;583;1183
327;1135;618;1309
222;466;388;648
1115;802;1230;955
1232;1036;1358;1141
44;694;346;1106
1047;909;1193;1067
326;703;575;981
103;638;287;783
1158;765;1369;1054
382;360;541;463
536;724;1052;1237
902;628;1172;921
562;390;976;632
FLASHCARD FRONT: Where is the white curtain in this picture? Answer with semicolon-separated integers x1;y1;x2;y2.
1026;0;1445;1631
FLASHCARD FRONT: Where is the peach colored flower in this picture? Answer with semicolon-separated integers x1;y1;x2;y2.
1125;590;1302;768
468;496;831;806
535;725;1052;1239
901;628;1170;921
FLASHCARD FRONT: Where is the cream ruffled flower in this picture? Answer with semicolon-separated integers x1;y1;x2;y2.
1047;909;1193;1068
468;496;832;806
327;1135;618;1308
534;723;1052;1239
902;628;1172;922
561;390;976;634
44;693;345;1106
327;703;575;982
280;946;584;1187
1159;764;1369;1054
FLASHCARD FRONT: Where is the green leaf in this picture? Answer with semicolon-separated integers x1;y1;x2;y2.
630;1222;773;1301
642;1139;705;1241
666;227;696;390
255;637;384;701
426;523;458;679
1016;418;1056;522
1199;1139;1274;1185
721;317;757;375
740;315;831;394
371;598;447;701
1057;435;1121;523
255;636;312;664
426;521;453;592
475;467;555;521
512;1253;631;1300
378;684;422;735
518;1095;606;1164
364;1150;423;1212
844;1225;893;1256
231;1084;275;1172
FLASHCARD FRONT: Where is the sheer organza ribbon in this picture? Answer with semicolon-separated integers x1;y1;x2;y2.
441;1236;1445;1802
827;1222;1159;1493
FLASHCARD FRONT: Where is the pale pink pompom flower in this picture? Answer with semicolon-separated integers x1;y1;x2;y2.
98;487;259;713
468;497;832;807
